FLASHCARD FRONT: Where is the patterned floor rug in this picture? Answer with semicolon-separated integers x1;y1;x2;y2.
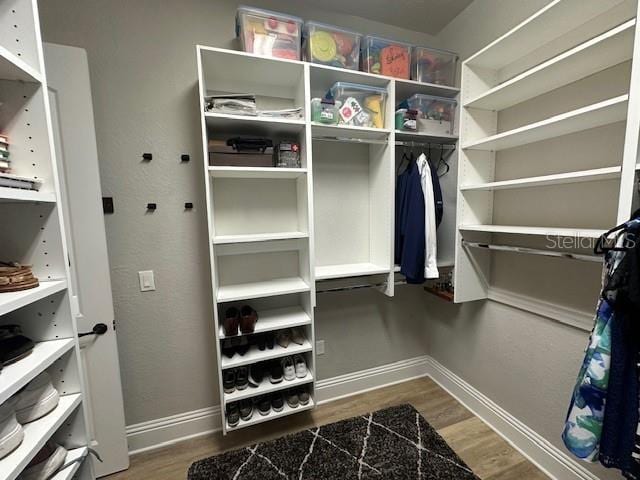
188;403;479;479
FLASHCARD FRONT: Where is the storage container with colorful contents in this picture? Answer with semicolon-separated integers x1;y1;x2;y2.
361;36;411;79
399;94;456;135
328;82;388;129
304;22;362;70
411;46;458;86
236;6;303;60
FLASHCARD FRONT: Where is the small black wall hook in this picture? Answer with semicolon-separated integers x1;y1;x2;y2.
181;154;190;162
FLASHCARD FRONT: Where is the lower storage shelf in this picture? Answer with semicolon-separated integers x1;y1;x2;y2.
224;372;314;404
221;339;313;370
315;263;389;280
219;306;312;339
217;277;310;303
226;398;315;432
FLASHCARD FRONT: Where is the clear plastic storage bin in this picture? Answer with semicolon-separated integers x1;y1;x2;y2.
361;36;412;79
403;94;456;135
412;46;458;86
304;22;362;70
236;6;303;60
311;98;341;125
328;82;388;129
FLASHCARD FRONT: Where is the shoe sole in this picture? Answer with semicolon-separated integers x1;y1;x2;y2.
236;384;249;391
283;374;296;381
16;388;59;424
269;377;283;384
21;445;67;480
223;387;235;394
299;398;310;406
227;420;240;428
2;348;34;366
240;412;253;421
258;409;271;416
296;370;307;378
272;405;284;412
286;401;299;409
0;419;23;460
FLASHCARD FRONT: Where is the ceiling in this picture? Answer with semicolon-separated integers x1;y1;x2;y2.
305;0;474;36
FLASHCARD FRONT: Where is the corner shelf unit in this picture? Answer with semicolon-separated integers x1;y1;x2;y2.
0;1;93;477
197;45;459;432
454;0;640;302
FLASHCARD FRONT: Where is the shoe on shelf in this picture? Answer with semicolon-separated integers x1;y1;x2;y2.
0;325;35;366
249;364;264;388
221;339;235;359
290;327;306;346
235;336;250;356
281;357;296;381
223;369;236;394
15;372;60;424
236;367;249;390
269;361;283;384
239;400;253;421
271;394;284;413
226;403;240;428
293;354;307;378
286;390;299;409
257;396;271;416
265;333;275;350
240;305;258;334
276;330;290;348
223;307;240;337
20;441;67;480
256;334;266;351
298;389;310;406
0;397;23;460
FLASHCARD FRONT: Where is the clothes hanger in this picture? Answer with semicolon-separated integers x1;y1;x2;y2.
594;208;640;254
437;146;450;177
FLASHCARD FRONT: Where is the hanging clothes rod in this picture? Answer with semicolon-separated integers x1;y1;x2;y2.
463;240;602;263
317;279;408;294
395;140;457;150
313;136;388;145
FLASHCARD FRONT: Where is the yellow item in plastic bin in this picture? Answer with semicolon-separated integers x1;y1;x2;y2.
365;95;383;129
311;31;337;62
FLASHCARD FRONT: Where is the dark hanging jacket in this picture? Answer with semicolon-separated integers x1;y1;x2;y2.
395;161;425;284
429;160;444;229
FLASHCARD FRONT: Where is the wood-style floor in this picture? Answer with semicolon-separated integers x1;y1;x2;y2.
106;377;550;479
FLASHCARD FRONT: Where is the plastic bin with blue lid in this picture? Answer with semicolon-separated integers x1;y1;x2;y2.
412;46;458;86
236;6;303;60
361;35;412;79
303;21;362;70
398;94;456;135
328;82;387;129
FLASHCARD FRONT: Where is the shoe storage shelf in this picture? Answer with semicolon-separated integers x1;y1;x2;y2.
196;46;460;433
454;0;640;302
0;0;94;478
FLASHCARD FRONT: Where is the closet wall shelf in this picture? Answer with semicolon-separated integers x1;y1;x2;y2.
223;372;314;404
208;166;307;179
0;188;57;203
315;263;390;281
463;95;628;151
213;231;308;245
1;394;82;480
220;339;313;369
395;77;460;99
465;19;636;110
460;225;606;238
226;398;315;432
0;280;68;316
311;123;390;142
51;447;88;480
216;277;310;303
0;339;75;404
218;306;312;339
395;130;458;145
204;112;305;136
0;44;42;83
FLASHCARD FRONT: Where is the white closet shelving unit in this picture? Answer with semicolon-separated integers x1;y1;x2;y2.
454;0;640;302
197;45;459;432
0;0;94;479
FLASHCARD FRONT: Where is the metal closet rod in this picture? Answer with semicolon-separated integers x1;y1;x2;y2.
463;240;602;263
396;141;457;150
313;136;388;145
317;279;408;294
312;136;457;150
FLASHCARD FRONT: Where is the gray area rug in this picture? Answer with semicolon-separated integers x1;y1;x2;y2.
188;404;479;479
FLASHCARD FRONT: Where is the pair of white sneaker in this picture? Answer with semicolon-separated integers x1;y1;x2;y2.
281;354;307;381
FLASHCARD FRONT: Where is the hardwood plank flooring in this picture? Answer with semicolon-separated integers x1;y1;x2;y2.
105;377;549;479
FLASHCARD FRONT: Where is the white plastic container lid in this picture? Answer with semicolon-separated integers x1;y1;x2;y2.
236;5;303;36
413;45;459;58
303;21;362;37
364;35;412;47
329;81;388;96
407;93;457;105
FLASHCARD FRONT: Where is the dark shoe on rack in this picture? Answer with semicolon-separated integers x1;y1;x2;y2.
236;367;249;390
286;390;299;409
257;396;271;416
221;339;235;359
269;361;283;384
298;389;310;406
236;336;250;356
226;403;240;428
223;370;236;394
239;400;253;421
265;333;275;350
223;307;240;337
271;394;284;413
0;325;35;365
240;305;258;334
256;334;267;351
249;364;264;387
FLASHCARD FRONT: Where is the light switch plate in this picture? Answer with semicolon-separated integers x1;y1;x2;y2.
316;340;325;355
138;270;156;292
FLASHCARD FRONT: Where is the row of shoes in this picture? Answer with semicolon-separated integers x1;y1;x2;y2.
226;388;311;427
223;305;258;336
0;325;35;372
221;327;306;359
223;355;308;393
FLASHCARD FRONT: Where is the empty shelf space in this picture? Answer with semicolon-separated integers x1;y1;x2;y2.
217;277;310;303
460;224;606;238
0;280;68;316
315;263;390;280
213;231;308;245
0;187;57;203
209;166;307;179
223;372;313;404
0;339;75;404
460;166;630;191
312;123;390;142
219;306;312;339
226;397;315;432
395;130;458;144
1;394;82;480
220;339;313;370
463;95;628;151
51;447;88;480
465;19;636;110
395;78;459;100
0;45;42;83
204;112;305;136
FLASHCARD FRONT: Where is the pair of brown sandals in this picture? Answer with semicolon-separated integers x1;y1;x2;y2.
223;306;258;336
0;263;39;293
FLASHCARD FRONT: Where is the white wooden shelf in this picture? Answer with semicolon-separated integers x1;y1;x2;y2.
221;339;312;370
213;231;308;245
395;130;459;144
0;280;68;316
217;277;310;303
226;397;315;432
204;112;305;136
219;306;311;339
463;95;628;151
460;166;629;191
0;45;42;83
224;372;313;404
1;394;82;480
315;263;390;280
465;20;636;110
395;77;459;100
460;225;606;238
0;339;75;404
312;123;390;142
0;188;57;203
51;447;88;480
208;166;307;179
